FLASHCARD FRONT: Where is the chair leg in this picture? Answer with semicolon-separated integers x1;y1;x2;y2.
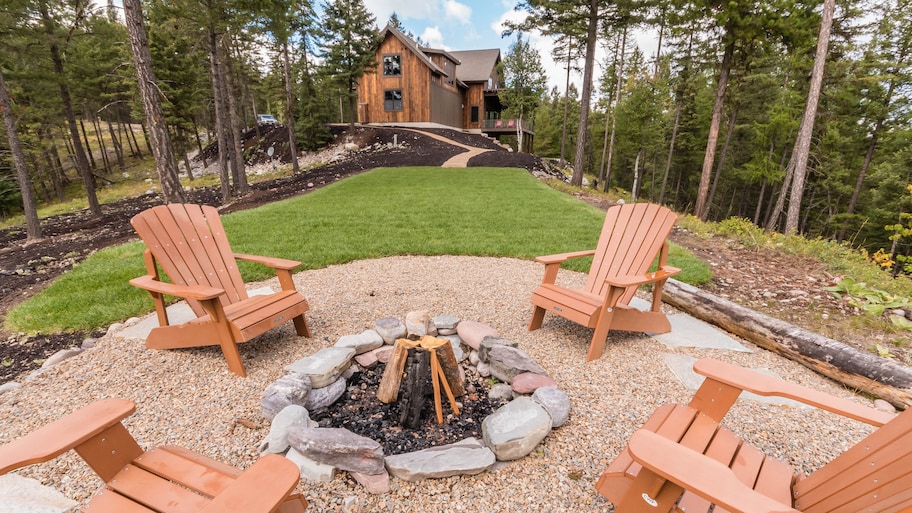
529;306;546;331
293;315;311;338
586;308;614;361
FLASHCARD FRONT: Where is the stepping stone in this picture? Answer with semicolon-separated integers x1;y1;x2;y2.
651;314;752;352
384;438;495;481
482;397;552;461
285;347;355;388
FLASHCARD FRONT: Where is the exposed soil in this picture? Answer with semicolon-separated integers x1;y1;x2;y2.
1;124;908;385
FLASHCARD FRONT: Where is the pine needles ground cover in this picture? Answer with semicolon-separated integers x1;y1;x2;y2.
6;167;710;333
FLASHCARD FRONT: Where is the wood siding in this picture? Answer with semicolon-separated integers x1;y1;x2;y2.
357;36;430;124
429;83;463;127
462;84;484;129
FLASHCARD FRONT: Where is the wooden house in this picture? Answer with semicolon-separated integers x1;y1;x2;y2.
357;25;534;150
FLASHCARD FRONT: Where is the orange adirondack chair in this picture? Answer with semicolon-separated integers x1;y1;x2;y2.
528;203;681;361
596;358;909;513
0;398;308;512
129;203;311;377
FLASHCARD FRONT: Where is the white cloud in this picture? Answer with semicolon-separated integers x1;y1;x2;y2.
444;1;472;24
363;0;437;23
420;27;449;50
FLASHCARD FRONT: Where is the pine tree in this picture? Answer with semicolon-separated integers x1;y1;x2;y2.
499;34;548;152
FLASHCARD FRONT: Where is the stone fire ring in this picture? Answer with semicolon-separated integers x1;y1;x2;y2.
257;312;571;494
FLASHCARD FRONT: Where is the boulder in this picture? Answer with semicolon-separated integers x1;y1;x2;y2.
335;330;384;355
486;345;547;383
305;376;347;412
478;337;518;363
374;317;406;344
284;347;355;388
261;372;312;421
532;387;571;428
455;320;499;350
258;405;314;454
288;427;385;475
384;438;495;481
482;397;552;461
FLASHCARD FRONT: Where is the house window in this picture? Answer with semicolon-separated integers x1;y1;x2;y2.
470;106;479;123
383;54;401;76
384;89;403;111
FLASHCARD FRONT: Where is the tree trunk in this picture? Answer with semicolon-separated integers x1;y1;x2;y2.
79;117;97;170
784;0;835;234
106;118;126;171
560;39;572;164
706;106;738;219
223;40;248;195
91;112;110;173
123;0;185;204
598;36;621;187
0;68;42;240
570;0;599;187
694;40;734;220
208;24;232;203
283;42;301;174
663;279;912;409
601;27;627;193
659;101;682;205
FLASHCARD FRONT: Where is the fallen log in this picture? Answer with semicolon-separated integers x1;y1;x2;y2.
662;279;912;409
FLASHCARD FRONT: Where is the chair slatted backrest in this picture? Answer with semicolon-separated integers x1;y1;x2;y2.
131;204;248;316
794;407;912;513
585;203;678;304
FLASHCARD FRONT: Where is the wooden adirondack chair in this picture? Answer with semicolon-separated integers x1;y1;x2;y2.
0;398;308;512
596;358;910;513
129;203;311;377
528;202;681;361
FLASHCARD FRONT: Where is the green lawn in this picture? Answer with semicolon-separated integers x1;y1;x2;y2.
5;167;711;333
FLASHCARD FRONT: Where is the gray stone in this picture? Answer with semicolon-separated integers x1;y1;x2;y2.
384;438;495;481
285;447;336;482
432;314;460;331
42;348;82;368
486;345;547;384
285;347;355;388
335;330;384;355
261;372;312;421
874;398;897;413
405;311;436;338
305;376;347;411
437;328;457;336
455;320;499;350
478;337;518;363
81;338;98;350
469;350;480;366
476;361;491;377
374;317;406;344
106;322;124;336
482;397;552;461
288;427;385;474
350;470;391;494
0;473;78;512
532;387;571;428
258;405;314;454
488;383;514;402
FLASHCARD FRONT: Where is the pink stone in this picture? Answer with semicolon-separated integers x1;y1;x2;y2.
455;320;499;350
375;346;394;364
355;351;378;368
511;372;557;394
350;469;390;494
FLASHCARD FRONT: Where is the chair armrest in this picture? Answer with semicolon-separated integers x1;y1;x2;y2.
129;276;224;301
627;430;800;513
199;454;300;513
234;253;301;271
534;250;596;265
0;399;136;475
605;266;682;288
694;358;894;426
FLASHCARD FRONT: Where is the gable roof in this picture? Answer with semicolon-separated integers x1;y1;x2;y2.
382;24;448;77
449;49;501;82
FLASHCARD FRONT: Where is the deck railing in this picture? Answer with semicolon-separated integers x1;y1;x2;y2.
481;118;534;132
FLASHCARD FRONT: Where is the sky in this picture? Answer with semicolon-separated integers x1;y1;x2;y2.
359;0;656;94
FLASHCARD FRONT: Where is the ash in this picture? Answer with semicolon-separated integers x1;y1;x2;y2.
311;363;502;455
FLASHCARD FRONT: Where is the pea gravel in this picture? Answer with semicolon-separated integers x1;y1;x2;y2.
0;256;882;512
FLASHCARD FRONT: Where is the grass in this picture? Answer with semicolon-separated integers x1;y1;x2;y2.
5;167;711;333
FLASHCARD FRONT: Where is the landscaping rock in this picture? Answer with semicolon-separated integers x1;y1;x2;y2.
433;314;460;331
405;310;437;338
455;320;499;350
532;387;571;428
81;338;98;349
486;345;547;383
488;383;514;402
375;346;394;363
374;317;406;344
42;348;82;368
350;470;391;494
478;336;518;363
476;361;491;377
305;376;347;411
285;346;355;388
384;438;495;481
258;405;314;454
0;381;21;395
288;426;385;475
355;350;379;368
438;335;466;362
261;372;312;421
286;447;336;483
482;397;552;461
0;474;77;513
336;330;384;355
511;372;558;394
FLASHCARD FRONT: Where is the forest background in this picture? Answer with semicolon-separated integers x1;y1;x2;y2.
1;0;912;272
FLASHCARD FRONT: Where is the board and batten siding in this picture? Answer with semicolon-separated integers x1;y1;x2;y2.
358;36;430;124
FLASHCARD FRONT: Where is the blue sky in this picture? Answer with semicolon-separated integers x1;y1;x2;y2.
360;0;657;93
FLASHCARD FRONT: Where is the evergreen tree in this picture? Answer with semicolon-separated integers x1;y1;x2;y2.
499;34;548;152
